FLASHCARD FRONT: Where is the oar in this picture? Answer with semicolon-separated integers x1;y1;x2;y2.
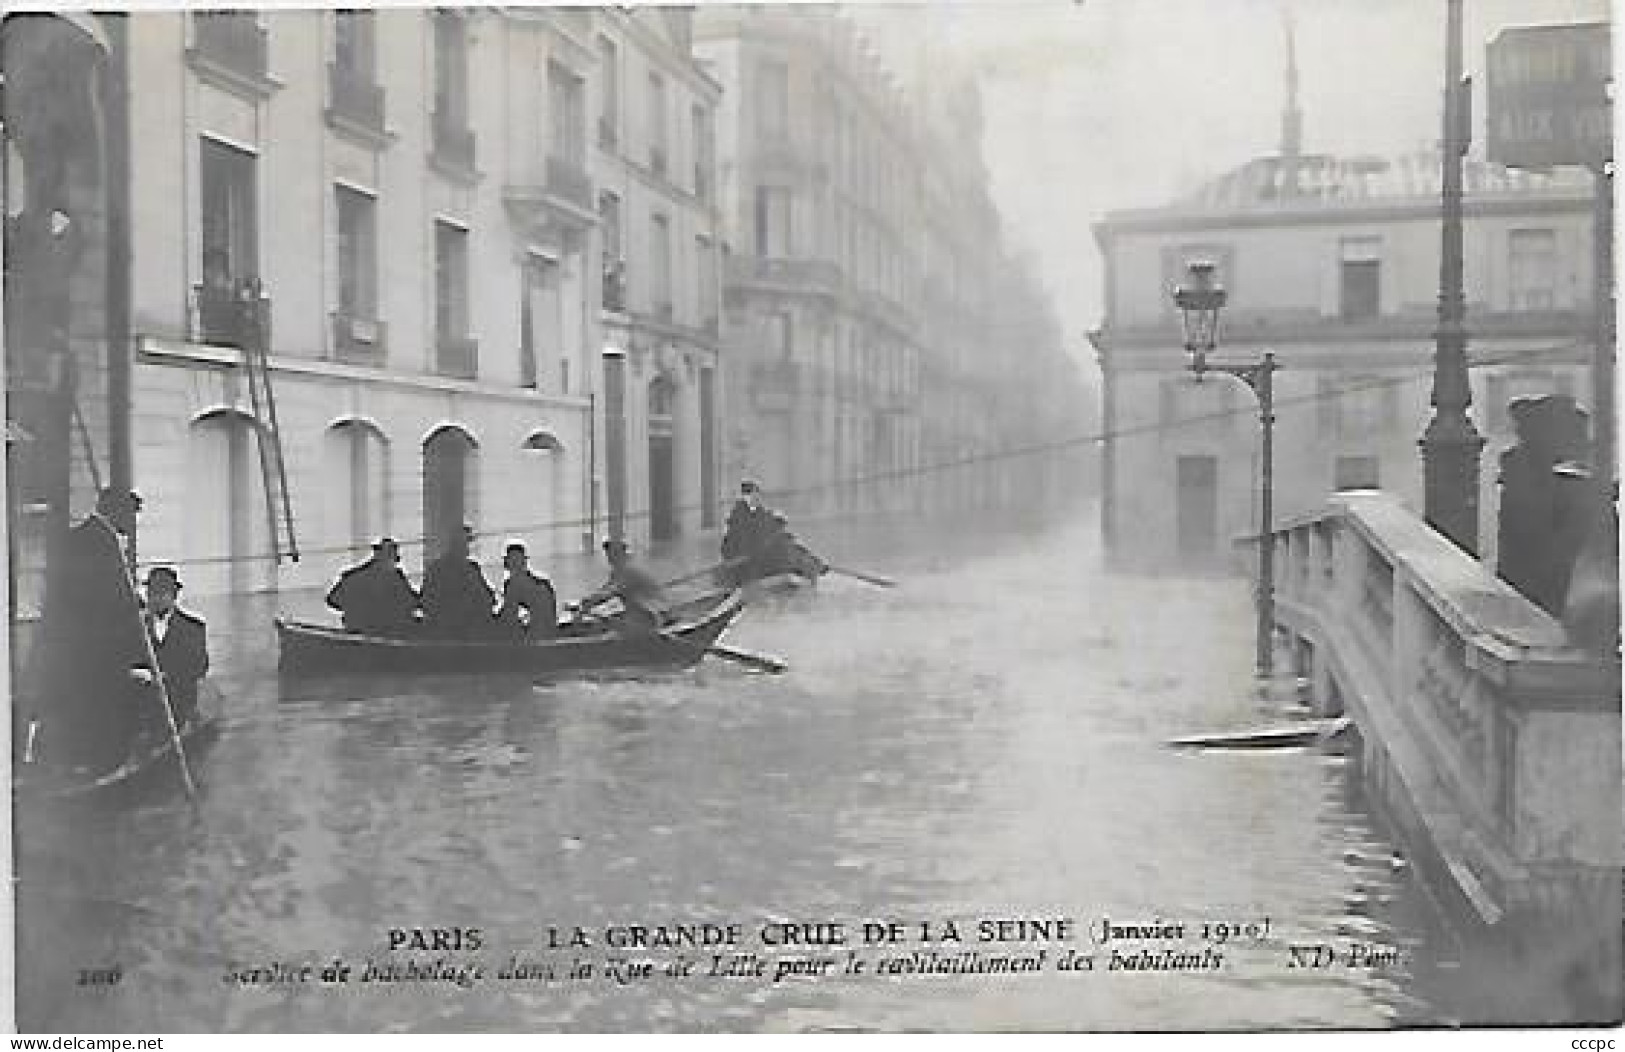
706;643;788;674
661;556;747;590
826;564;896;588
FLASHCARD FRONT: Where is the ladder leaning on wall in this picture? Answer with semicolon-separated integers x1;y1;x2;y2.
236;278;299;565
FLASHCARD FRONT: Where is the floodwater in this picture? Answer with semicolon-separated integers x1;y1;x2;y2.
13;508;1510;1032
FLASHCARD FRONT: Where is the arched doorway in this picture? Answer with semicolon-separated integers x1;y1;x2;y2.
521;430;564;555
187;408;270;595
324;419;389;559
422;425;478;563
647;377;677;542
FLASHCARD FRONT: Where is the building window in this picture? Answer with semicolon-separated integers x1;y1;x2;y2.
755;186;792;257
1509;228;1557;311
434;220;469;342
432;12;473;166
758;58;789;142
335;184;377;321
696;235;716;331
192;12;268;82
596;36;618;148
329;10;383;131
650;213;671;318
201;137;258;288
647;71;667;175
693;103;712;201
520;258;559;390
548;61;586;169
600;191;624;311
767;311;793;360
1334;455;1380;491
198;136;257;343
1339;237;1381;321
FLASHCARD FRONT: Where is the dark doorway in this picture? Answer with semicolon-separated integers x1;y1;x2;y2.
648;377;677;542
423;426;475;562
1175;455;1219;562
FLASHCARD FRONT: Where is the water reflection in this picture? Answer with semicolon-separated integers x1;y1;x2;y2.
17;511;1487;1031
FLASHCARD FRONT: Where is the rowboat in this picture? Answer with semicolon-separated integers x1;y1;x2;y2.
276;588;747;678
14;696;221;802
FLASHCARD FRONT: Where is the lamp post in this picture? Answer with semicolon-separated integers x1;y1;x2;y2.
1174;261;1278;679
1420;0;1484;554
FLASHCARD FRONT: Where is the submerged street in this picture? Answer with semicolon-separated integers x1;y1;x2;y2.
18;509;1481;1032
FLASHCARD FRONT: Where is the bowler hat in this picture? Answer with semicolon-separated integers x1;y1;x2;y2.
740;480;759;494
144;566;182;591
602;538;629;554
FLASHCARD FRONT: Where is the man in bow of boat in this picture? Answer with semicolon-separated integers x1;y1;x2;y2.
136;566;209;729
578;538;668;632
326;536;421;637
495;541;558;639
39;487;150;770
420;525;497;639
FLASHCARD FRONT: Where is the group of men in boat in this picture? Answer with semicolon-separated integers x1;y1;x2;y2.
719;481;828;587
325;526;668;640
31;487;212;774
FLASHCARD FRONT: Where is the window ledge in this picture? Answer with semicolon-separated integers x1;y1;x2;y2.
186;50;281;102
428;150;482;187
325;109;396;152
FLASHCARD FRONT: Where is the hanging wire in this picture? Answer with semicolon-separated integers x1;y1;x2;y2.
128;339;1589;571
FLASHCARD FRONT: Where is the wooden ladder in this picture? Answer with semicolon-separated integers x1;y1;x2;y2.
237;279;299;565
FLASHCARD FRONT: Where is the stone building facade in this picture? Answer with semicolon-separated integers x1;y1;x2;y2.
695;7;1083;520
104;8;722;595
1093;152;1598;573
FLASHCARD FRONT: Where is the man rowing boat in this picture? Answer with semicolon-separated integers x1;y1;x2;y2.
577;538;669;631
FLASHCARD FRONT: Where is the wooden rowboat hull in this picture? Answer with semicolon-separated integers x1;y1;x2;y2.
276;590;746;678
14;704;220;802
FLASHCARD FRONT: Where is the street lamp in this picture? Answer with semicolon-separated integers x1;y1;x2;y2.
1174;261;1279;679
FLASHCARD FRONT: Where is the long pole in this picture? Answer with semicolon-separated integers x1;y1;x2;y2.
1420;0;1484;554
103;13;134;556
1257;353;1277;678
1593;164;1615;484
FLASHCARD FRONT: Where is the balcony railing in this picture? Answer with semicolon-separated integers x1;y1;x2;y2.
431;111;477;172
192;281;263;348
602;265;627;313
192;14;268;83
435;336;479;380
545;154;593;211
327;62;386;134
330;312;387;366
726;255;842;293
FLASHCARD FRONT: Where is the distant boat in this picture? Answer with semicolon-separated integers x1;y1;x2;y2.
275;589;746;678
1168;716;1352;751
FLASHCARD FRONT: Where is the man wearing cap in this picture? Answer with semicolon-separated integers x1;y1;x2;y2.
579;538;668;631
138;566;209;728
420;525;497;639
495;541;558;639
720;480;774;585
326;537;421;637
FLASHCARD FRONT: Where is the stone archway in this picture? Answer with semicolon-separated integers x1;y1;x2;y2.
421;424;478;563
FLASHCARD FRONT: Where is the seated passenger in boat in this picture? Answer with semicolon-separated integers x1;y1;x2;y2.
137;566;209;730
579;539;668;632
325;537;420;637
719;480;786;585
495;541;558;640
420;526;497;640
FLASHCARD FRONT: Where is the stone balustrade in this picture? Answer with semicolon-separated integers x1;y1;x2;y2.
1261;491;1619;936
